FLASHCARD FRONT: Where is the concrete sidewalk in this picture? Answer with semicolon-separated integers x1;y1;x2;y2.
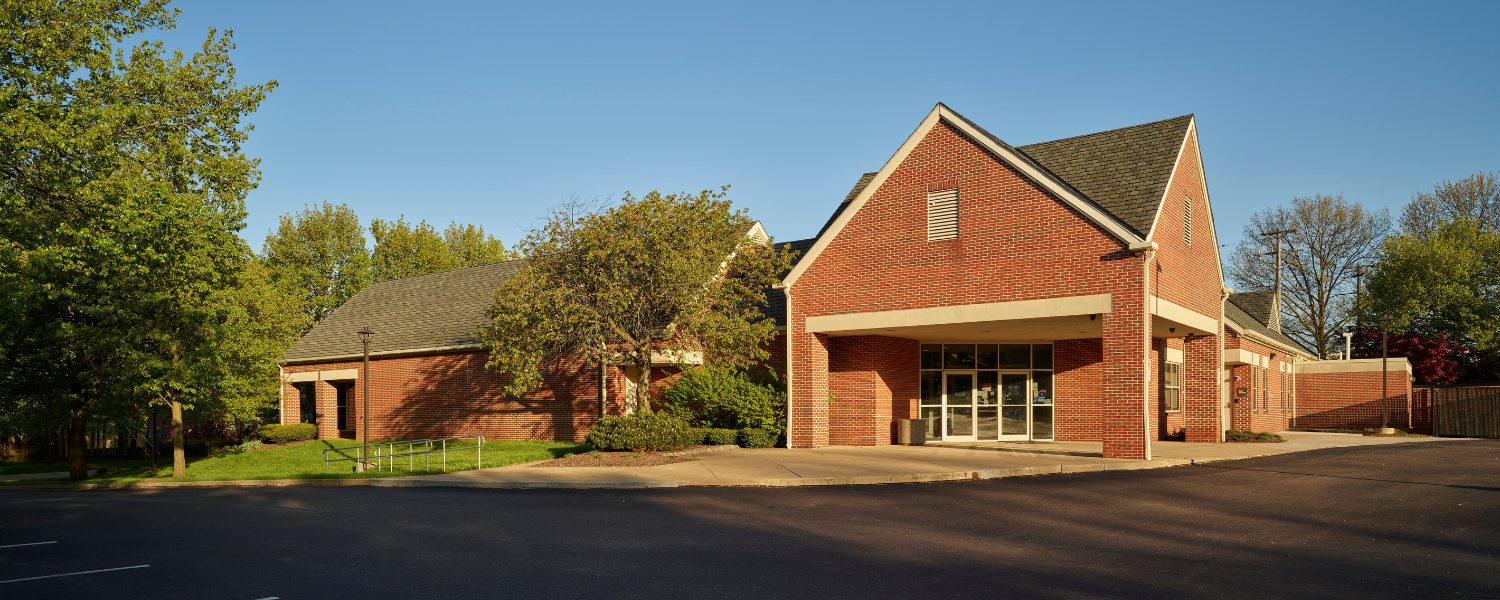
375;432;1471;489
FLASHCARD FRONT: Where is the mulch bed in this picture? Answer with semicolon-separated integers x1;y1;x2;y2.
528;448;704;468
1224;436;1286;443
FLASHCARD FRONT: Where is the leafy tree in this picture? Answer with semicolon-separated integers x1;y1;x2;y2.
1400;171;1500;240
370;216;454;281
0;0;275;479
1227;194;1389;358
478;189;796;413
263;202;369;328
1348;327;1475;385
443;221;515;267
1360;219;1500;370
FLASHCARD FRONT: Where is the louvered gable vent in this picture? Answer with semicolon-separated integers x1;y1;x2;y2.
1184;197;1193;246
927;188;959;241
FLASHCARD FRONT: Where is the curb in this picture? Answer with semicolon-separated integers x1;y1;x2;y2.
0;456;1216;492
11;478;374;491
372;478;678;489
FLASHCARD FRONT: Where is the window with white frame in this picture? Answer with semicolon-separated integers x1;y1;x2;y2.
1164;361;1182;411
927;188;959;241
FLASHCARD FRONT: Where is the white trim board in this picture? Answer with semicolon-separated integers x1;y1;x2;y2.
783;104;1144;288
805;294;1112;334
1296;358;1411;374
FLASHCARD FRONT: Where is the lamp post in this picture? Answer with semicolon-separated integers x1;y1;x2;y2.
1378;316;1391;433
357;327;376;471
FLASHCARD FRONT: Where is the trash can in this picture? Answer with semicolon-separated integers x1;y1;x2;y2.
896;419;926;446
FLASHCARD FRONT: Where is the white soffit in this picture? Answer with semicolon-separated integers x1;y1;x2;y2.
321;369;359;381
286;372;318;383
783;104;1144;288
806;294;1112;334
1149;296;1218;334
1296;358;1411;374
1224;348;1253;366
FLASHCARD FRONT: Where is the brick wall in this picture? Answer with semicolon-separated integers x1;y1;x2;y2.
283;351;605;442
1223;331;1300;432
1055;338;1103;441
1295;367;1413;430
828;336;920;445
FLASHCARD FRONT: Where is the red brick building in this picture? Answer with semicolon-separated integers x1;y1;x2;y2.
279;103;1411;457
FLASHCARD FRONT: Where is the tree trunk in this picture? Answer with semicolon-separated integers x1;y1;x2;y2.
634;357;652;415
68;403;88;481
171;400;186;477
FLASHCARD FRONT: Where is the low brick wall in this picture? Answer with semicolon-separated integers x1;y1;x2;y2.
1294;366;1414;431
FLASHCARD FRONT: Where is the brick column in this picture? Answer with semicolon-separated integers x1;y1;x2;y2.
316;379;339;440
789;329;831;449
1101;257;1150;460
1182;334;1222;442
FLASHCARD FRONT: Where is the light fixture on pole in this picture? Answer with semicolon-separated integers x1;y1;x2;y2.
1377;316;1392;434
357;327;376;471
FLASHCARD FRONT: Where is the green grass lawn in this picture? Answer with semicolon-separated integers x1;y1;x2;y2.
1;438;590;485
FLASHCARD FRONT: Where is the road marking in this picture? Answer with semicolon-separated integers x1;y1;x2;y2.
250;597;280;600
0;564;149;584
0;541;56;549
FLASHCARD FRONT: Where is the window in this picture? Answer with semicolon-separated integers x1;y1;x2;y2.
1164;361;1182;411
927;188;959;241
294;382;316;425
335;382;353;431
1281;368;1291;411
1184;197;1193;246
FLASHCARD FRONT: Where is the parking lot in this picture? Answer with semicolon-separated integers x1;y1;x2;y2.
1;439;1497;599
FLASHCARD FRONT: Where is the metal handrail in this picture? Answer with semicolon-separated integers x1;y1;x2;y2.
322;434;485;474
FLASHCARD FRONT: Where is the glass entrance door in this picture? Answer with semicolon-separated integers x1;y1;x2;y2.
944;372;975;441
998;372;1030;440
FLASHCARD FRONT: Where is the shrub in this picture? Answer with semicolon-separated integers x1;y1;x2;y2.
220;439;264;453
661;367;787;438
739;428;776;448
253;423;282;442
586;412;698;452
264;423;316;444
1254;432;1279;440
704;428;739;446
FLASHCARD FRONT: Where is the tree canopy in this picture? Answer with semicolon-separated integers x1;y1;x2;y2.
0;0;277;478
1226;193;1389;358
263;202;370;328
478;189;796;413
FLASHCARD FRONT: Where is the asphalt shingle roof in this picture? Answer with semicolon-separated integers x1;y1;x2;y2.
282;260;523;363
1016;115;1194;236
1225;292;1311;355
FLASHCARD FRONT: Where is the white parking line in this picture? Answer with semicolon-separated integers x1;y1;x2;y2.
0;564;149;584
0;541;56;549
250;597;280;600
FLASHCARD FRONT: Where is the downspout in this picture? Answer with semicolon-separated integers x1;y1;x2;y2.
278;365;286;425
777;283;792;446
1220;286;1232;442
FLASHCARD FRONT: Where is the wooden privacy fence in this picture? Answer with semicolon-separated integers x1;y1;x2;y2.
1429;386;1500;438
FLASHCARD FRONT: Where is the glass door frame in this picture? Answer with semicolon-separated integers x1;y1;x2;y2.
942;371;978;442
995;370;1031;441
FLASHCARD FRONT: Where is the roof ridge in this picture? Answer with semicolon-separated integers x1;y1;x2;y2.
1017;114;1193;149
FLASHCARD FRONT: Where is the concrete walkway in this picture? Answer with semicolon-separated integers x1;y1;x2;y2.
375;432;1471;489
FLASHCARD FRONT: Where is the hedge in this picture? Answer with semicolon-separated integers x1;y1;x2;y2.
586;412;697;452
660;367;787;439
738;428;776;448
256;422;316;444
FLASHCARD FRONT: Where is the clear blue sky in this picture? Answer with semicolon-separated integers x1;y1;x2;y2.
156;1;1498;260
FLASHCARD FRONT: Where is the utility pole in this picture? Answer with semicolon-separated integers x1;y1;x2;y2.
1352;264;1372;328
1257;229;1298;332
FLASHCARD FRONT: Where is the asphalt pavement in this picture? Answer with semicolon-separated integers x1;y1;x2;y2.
1;439;1496;599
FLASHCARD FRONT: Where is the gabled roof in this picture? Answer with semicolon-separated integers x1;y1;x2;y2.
1224;293;1312;356
1227;290;1277;327
282;261;523;364
1016;115;1194;236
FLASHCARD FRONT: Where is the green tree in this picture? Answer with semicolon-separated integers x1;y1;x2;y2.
263;202;369;328
1226;194;1389;358
370;216;455;281
1362;219;1500;354
478;189;796;413
443;221;515;267
0;0;275;479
